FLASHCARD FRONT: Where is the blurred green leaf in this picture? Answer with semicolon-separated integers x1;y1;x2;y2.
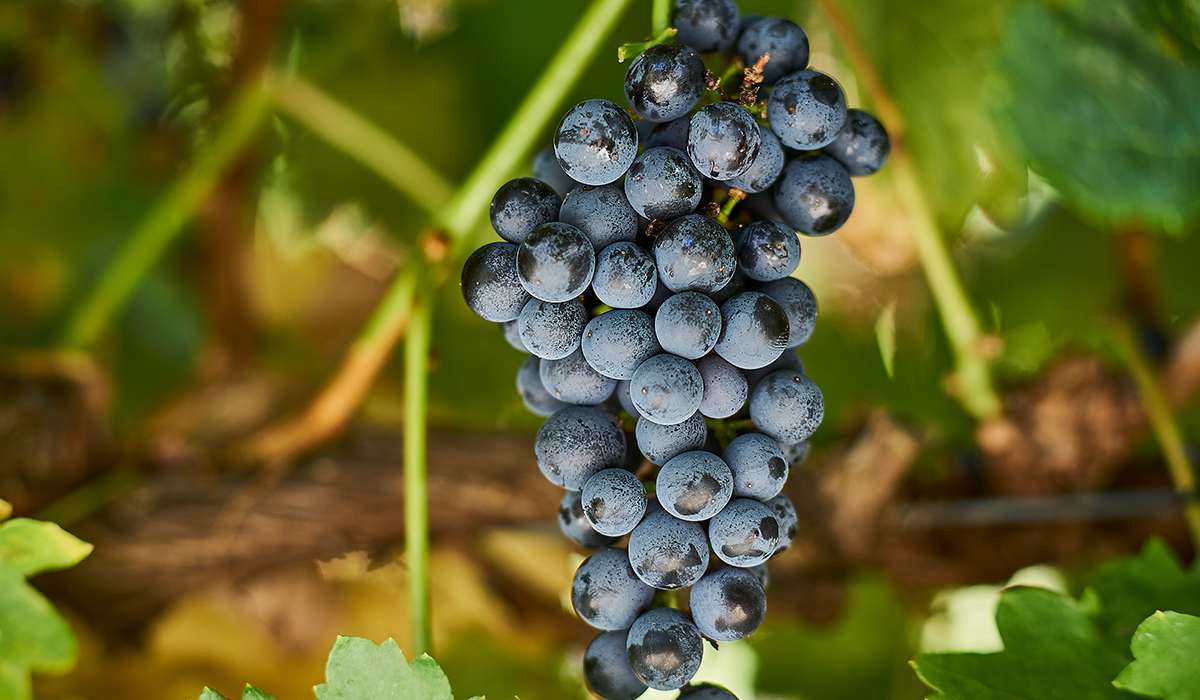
314;637;453;700
0;569;78;673
1081;538;1200;649
1114;611;1200;700
199;689;233;700
0;661;29;700
241;685;280;700
997;0;1200;232
0;518;93;577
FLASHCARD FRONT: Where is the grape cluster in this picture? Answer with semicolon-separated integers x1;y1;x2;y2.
462;1;887;697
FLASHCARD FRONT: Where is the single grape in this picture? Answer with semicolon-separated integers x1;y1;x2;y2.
627;607;705;691
689;566;767;642
743;348;804;389
774;154;855;237
541;348;618;405
500;319;528;352
688;102;761;181
657;450;734;521
636;412;707;465
822;108;890;176
518;354;568;417
555;99;639;186
741;191;786;225
630;353;704;426
694;354;747;419
763;492;798;552
679;683;740;700
583;468;649;537
655;291;722;360
627;507;709;589
653;214;736;294
624;43;705;123
722;432;787;500
713;291;788;369
748;369;823;444
518;297;587;360
559;490;618;548
584;630;648;700
725;125;784;194
581;309;661;380
736;220;800;282
560;184;639;251
625;147;703;221
490;178;560;244
707;269;746;306
536;406;627;489
779;439;810;468
645;116;691;152
533;146;580;198
644;276;676;312
755;276;818;347
746;563;770;590
517;222;596;303
708;498;779;567
672;0;740;53
592;241;658;309
737;18;810;85
572;546;656;629
461;242;532;322
767;69;847;150
616;379;640;417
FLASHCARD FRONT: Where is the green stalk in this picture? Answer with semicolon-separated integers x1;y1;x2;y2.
404;288;433;656
60;87;269;348
652;0;672;36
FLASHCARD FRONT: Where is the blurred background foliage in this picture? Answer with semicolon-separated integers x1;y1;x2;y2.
1;0;1199;697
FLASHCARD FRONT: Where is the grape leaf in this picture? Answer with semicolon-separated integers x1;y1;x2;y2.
912;586;1142;700
0;569;77;671
0;518;93;577
199;690;232;700
241;685;278;700
313;637;453;700
997;0;1200;232
1113;611;1200;700
1081;538;1200;649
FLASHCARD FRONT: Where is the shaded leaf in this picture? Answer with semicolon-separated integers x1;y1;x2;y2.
242;685;279;700
1114;611;1200;700
0;661;29;700
0;518;92;577
0;569;77;671
314;637;453;700
199;689;233;700
1082;538;1200;650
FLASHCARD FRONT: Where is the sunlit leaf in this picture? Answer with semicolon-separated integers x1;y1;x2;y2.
314;637;453;700
0;519;92;577
1114;611;1200;700
0;569;77;671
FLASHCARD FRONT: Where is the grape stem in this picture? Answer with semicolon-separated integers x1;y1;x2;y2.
404;287;434;656
617;27;678;63
716;188;746;226
652;0;672;36
813;0;1001;419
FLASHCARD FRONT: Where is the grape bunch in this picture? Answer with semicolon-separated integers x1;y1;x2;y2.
462;1;888;697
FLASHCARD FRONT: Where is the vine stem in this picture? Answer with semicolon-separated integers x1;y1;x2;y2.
404;287;433;657
60;86;269;349
1112;321;1200;550
813;0;1000;419
652;0;672;36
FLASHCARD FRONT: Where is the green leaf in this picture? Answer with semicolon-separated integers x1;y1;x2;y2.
1082;538;1200;649
199;689;233;700
0;518;93;577
242;685;278;700
997;0;1200;232
0;661;30;700
913;586;1142;700
314;637;453;700
0;569;77;671
1114;611;1200;700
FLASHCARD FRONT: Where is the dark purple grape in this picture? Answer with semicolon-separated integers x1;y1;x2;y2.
655;291;722;360
560;490;618;548
755;276;818;347
500;319;528;352
822;108;890;176
679;683;740;700
636;412;707;465
581;309;661;380
627;607;705;690
694;354;747;419
624;43;705;123
630;354;704;426
517;222;596;302
688;102;761;181
767;70;847;150
627;507;709;589
672;0;740;53
560;184;639;251
555;99;639;186
653;214;737;294
572;546;656;629
707;269;746;306
744;348;804;388
737;18;810;86
689;566;766;642
461;242;532;322
775;154;855;236
584;630;648;700
747;563;770;590
657;450;733;521
625;147;703;221
644;276;676;312
518;354;568;416
725;125;784;194
616;379;640;417
708;498;779;567
541;348;618;404
533;146;580;198
490;178;561;244
713;291;788;369
518;297;587;360
583;468;649;537
593;242;658;309
779;439;809;468
722;432;787;500
536;406;627;489
646;116;691;152
748;369;823;444
764;492;798;552
736;220;800;281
